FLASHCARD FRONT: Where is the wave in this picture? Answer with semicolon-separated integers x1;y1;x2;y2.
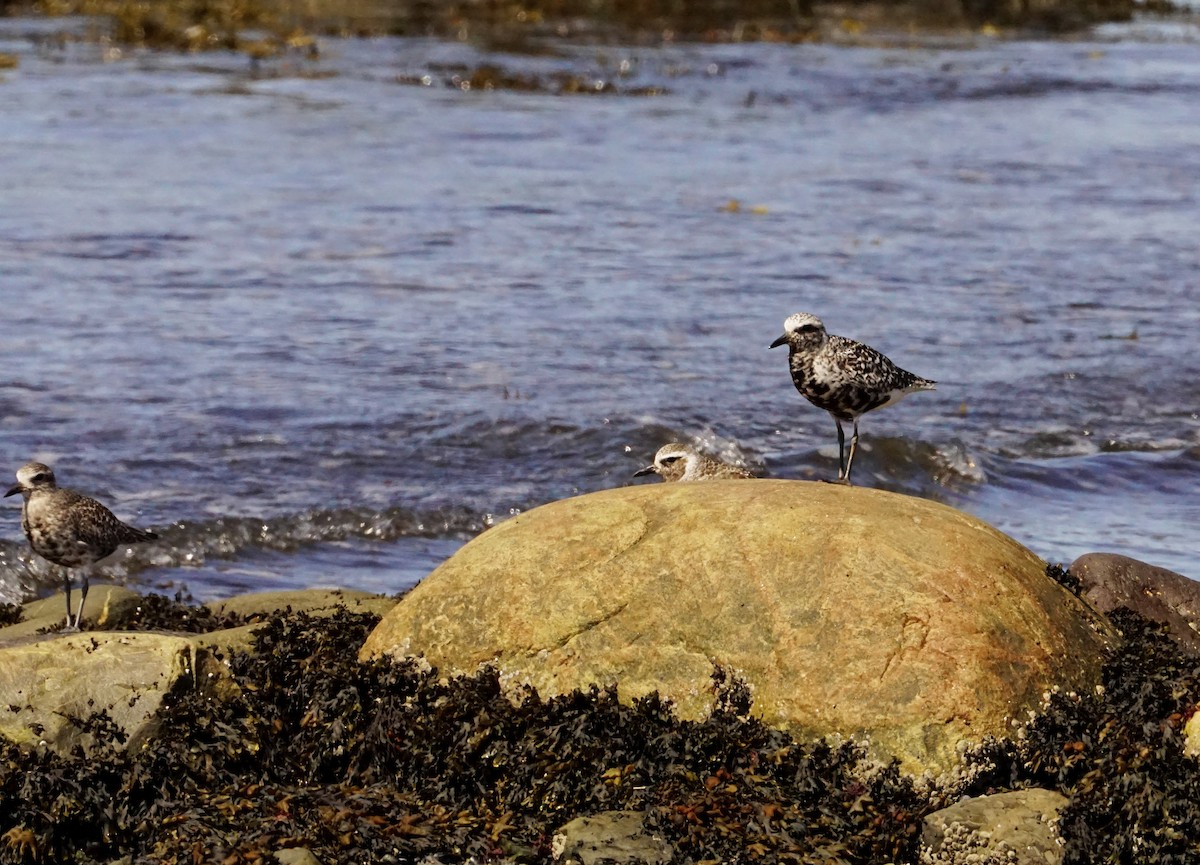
150;505;487;567
985;446;1200;496
0;503;489;606
764;435;986;492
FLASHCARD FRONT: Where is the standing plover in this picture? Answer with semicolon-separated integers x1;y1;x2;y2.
770;313;936;484
5;462;158;630
633;443;755;483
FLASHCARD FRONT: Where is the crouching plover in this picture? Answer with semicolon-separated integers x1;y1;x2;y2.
5;462;158;630
770;313;936;484
633;443;755;483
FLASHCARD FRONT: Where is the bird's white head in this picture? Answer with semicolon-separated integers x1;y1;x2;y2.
5;462;57;499
770;312;827;350
633;443;698;483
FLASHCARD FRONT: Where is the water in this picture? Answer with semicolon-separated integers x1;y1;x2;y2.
0;16;1197;604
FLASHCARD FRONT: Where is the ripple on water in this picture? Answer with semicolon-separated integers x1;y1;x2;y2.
0;29;1197;602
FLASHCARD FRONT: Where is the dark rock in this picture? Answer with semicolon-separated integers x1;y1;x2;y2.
955;0;1134;29
1069;553;1200;654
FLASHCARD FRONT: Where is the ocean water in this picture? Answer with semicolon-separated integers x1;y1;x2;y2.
0;16;1197;604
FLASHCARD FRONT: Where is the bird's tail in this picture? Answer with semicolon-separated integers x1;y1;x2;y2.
121;525;158;544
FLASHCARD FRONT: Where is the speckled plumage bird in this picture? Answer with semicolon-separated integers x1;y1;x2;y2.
5;462;158;630
633;443;755;483
770;313;936;484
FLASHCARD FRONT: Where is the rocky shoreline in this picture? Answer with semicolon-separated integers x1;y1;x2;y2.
0;586;1196;863
0;0;1164;62
0;484;1198;864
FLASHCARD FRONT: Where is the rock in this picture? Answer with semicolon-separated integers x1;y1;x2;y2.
0;585;143;644
0;587;395;753
551;811;673;864
1186;710;1200;759
205;588;396;620
361;481;1115;774
0;631;196;752
273;849;324;865
921;788;1069;864
1069;553;1200;654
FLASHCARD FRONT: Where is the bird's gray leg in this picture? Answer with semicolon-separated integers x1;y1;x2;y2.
73;571;89;630
844;420;861;485
63;573;74;631
835;418;846;481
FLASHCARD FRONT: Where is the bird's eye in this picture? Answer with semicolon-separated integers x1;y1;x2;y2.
661;456;681;465
796;324;818;333
30;473;46;482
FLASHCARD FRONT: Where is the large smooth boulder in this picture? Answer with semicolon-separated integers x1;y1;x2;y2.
361;481;1115;774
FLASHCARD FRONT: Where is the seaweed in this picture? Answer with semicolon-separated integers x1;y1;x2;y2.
1046;561;1082;597
0;609;927;863
104;591;251;633
1;598;1199;864
0;0;1141;54
958;607;1200;864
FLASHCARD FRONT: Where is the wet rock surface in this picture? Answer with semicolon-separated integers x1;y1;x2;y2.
363;481;1115;774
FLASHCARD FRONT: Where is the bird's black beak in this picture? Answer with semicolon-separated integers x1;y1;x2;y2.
632;465;656;478
769;334;788;349
4;484;22;498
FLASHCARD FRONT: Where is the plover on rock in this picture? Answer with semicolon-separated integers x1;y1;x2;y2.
770;312;936;484
5;462;158;630
633;443;755;483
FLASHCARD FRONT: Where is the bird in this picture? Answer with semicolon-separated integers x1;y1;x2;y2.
5;461;158;631
769;312;936;484
633;443;755;483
